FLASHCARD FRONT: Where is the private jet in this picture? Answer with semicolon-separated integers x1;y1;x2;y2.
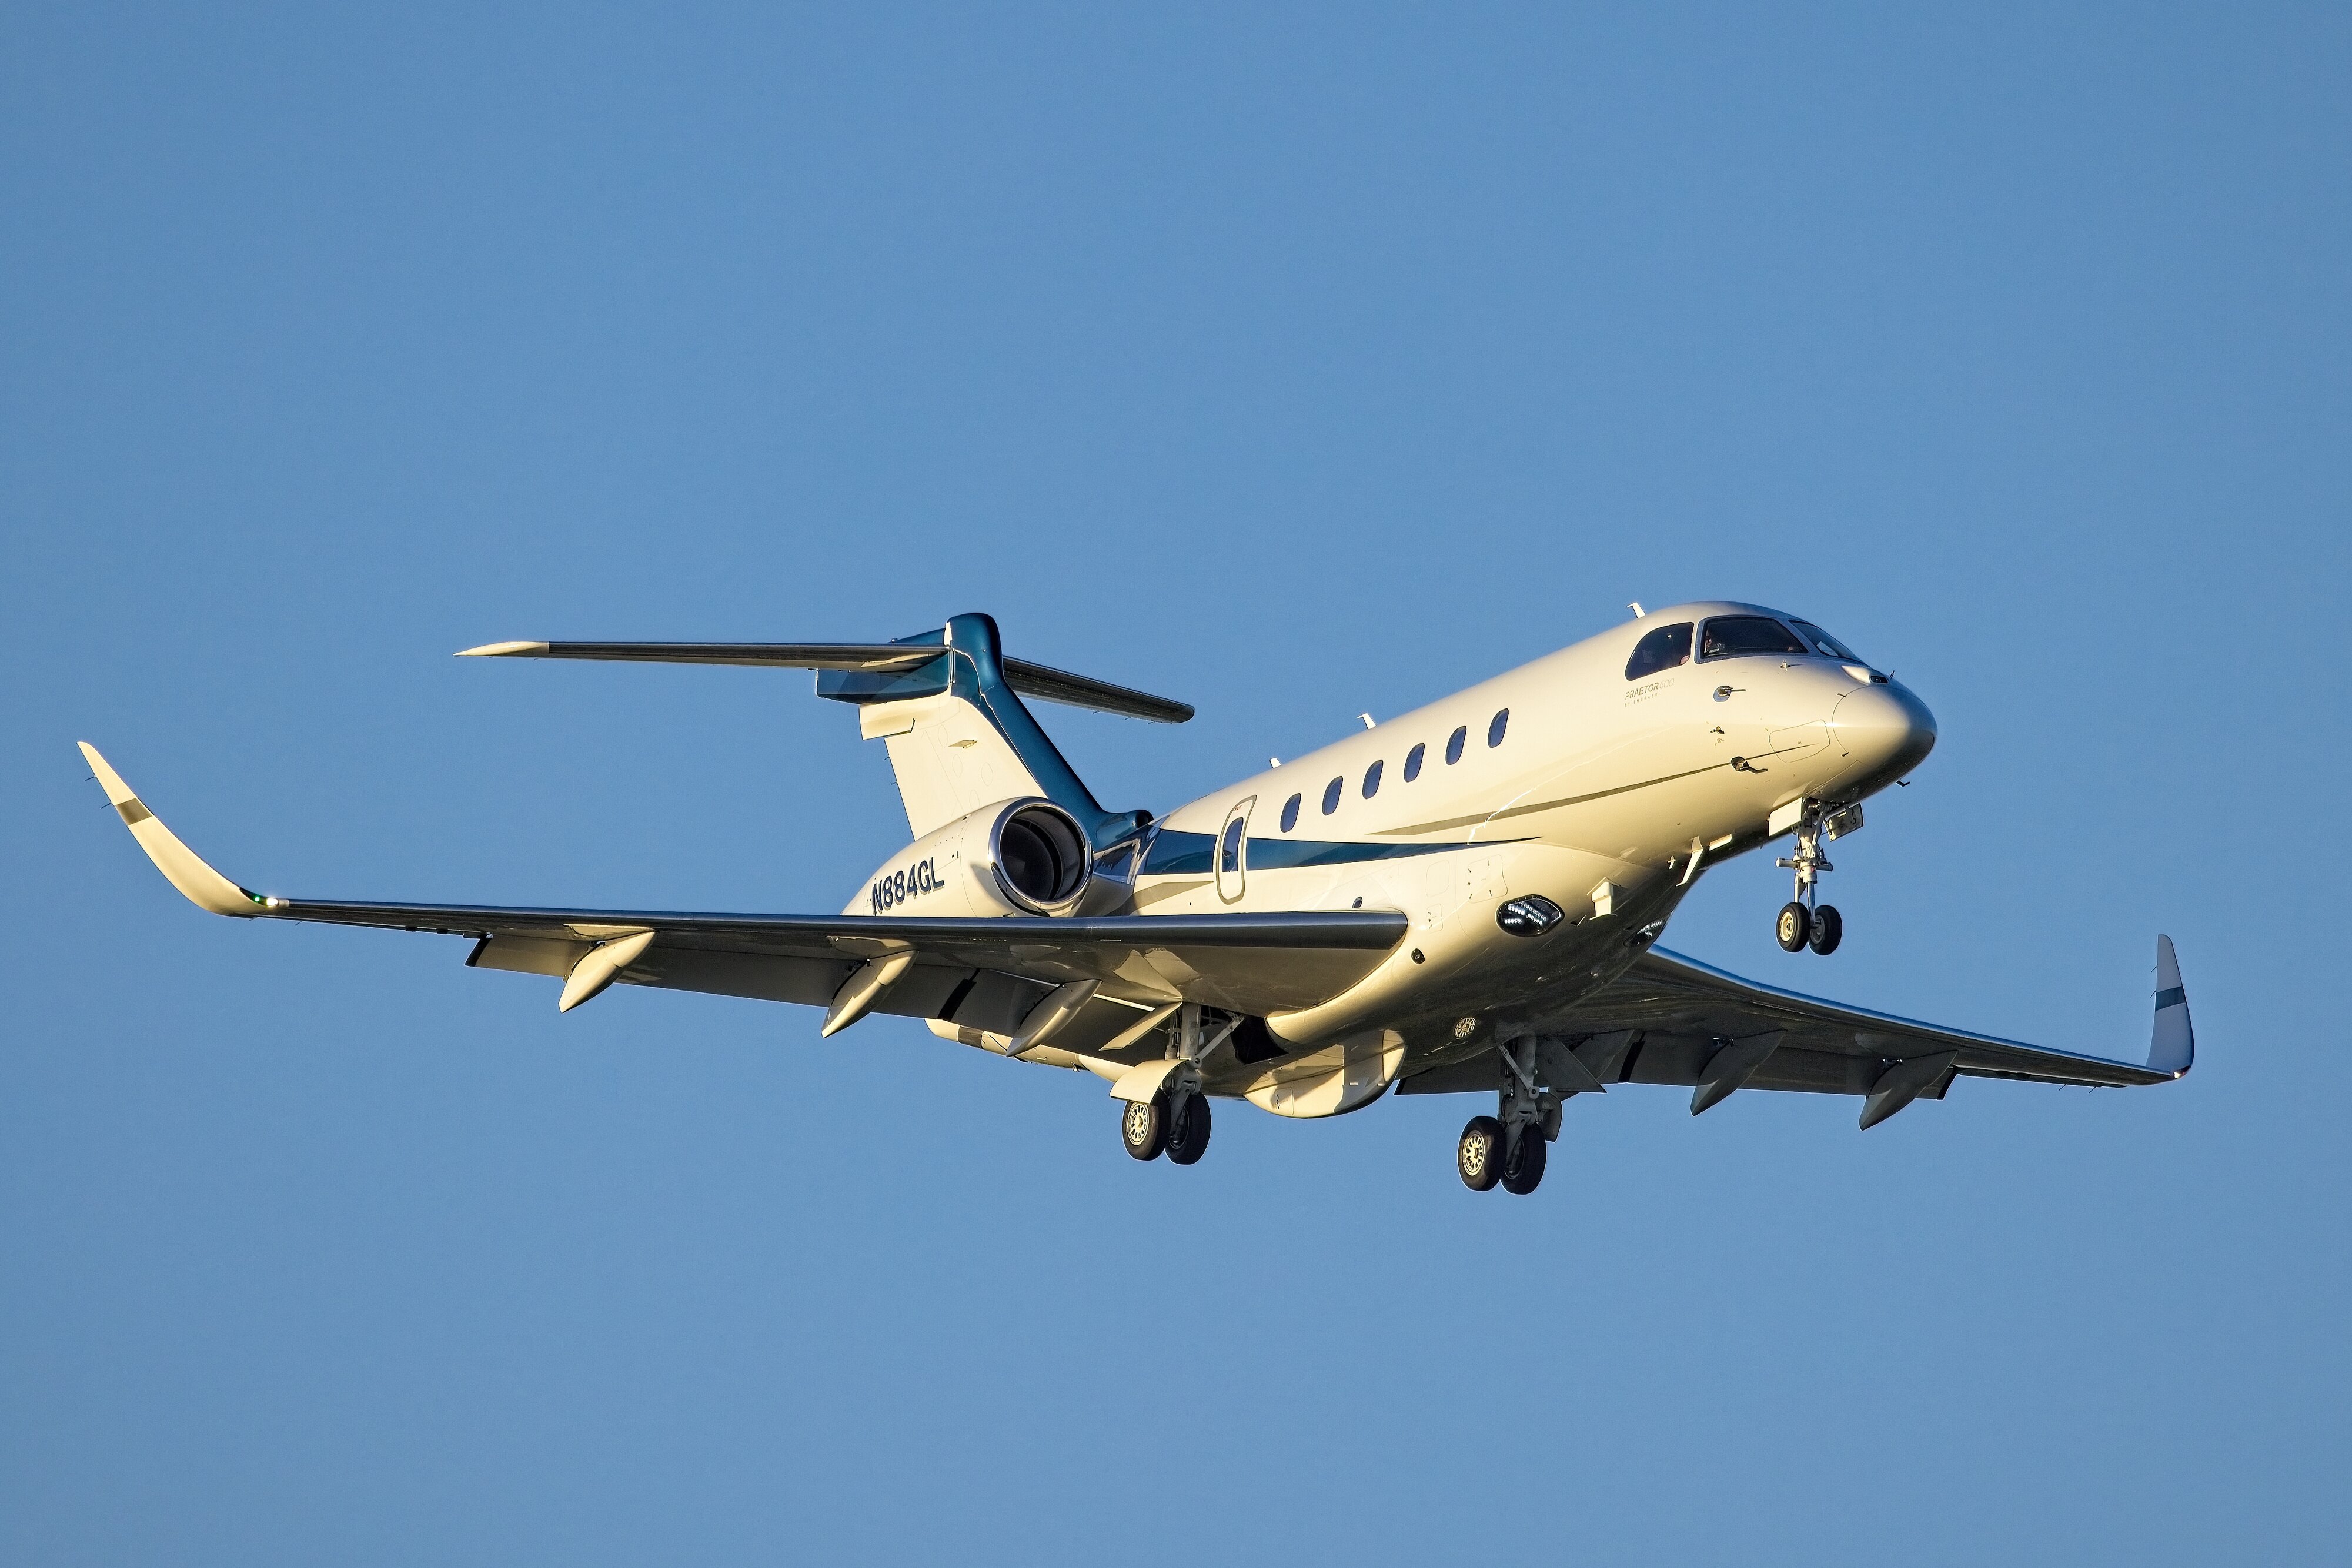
81;603;2193;1193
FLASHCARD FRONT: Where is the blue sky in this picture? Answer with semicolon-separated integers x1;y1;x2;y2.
5;5;2347;1563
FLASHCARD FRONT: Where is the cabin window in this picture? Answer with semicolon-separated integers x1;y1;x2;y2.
1625;621;1694;680
1279;793;1301;832
1362;759;1383;799
1699;616;1809;661
1403;743;1425;782
1790;620;1865;664
1488;709;1509;748
1322;777;1343;815
1220;817;1244;874
1445;726;1467;765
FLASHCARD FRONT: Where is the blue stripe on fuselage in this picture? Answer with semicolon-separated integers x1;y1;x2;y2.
1137;831;1505;877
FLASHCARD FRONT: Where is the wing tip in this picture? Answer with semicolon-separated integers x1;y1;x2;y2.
78;741;268;918
456;641;548;657
78;740;135;804
2149;932;2194;1078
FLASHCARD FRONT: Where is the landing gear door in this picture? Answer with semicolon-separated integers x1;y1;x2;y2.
1216;798;1254;904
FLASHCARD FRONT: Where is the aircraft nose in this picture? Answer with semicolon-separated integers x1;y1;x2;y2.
1829;681;1936;785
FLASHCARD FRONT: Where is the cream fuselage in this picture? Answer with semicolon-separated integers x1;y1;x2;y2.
1131;601;1936;1064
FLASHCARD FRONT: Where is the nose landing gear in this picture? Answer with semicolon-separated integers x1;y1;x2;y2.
1774;801;1852;955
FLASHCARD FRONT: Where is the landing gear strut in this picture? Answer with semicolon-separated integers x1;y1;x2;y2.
1775;801;1850;955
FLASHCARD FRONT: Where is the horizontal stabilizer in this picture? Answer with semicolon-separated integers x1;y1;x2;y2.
456;639;1193;723
996;659;1192;724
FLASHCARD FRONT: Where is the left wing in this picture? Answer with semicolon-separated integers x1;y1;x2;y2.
1403;940;2193;1127
1596;944;2191;1089
78;744;1404;1029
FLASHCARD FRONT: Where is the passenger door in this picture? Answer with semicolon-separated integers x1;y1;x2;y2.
1216;798;1254;904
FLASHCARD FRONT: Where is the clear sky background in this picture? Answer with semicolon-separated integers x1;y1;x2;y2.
5;5;2347;1563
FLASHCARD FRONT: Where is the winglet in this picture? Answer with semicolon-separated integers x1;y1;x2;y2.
77;743;270;917
2149;934;2194;1077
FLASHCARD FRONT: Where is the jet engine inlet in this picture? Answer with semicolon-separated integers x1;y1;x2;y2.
992;802;1091;912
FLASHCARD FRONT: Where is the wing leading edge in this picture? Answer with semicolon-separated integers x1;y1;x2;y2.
77;743;1405;1025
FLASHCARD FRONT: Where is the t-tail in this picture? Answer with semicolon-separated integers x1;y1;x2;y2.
456;613;1185;848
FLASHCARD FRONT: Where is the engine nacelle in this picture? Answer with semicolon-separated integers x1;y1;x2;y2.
843;797;1095;918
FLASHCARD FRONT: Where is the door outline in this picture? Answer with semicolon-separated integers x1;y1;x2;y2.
1216;797;1255;904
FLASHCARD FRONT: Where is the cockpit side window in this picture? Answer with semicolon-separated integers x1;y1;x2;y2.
1699;616;1809;661
1625;622;1693;680
1790;620;1865;664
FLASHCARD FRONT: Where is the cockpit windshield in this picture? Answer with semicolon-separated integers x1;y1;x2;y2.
1698;616;1809;660
1790;620;1865;664
1623;621;1693;680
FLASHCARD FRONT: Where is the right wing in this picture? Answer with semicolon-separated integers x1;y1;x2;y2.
78;743;1402;1033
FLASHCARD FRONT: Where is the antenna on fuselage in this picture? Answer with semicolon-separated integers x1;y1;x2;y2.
1628;601;1646;618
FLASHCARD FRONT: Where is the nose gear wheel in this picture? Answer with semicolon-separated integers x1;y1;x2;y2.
1806;904;1843;955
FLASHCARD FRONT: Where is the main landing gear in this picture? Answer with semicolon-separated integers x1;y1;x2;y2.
1457;1116;1546;1194
1774;800;1857;956
1122;1090;1212;1164
1118;1001;1221;1166
1459;1035;1560;1195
